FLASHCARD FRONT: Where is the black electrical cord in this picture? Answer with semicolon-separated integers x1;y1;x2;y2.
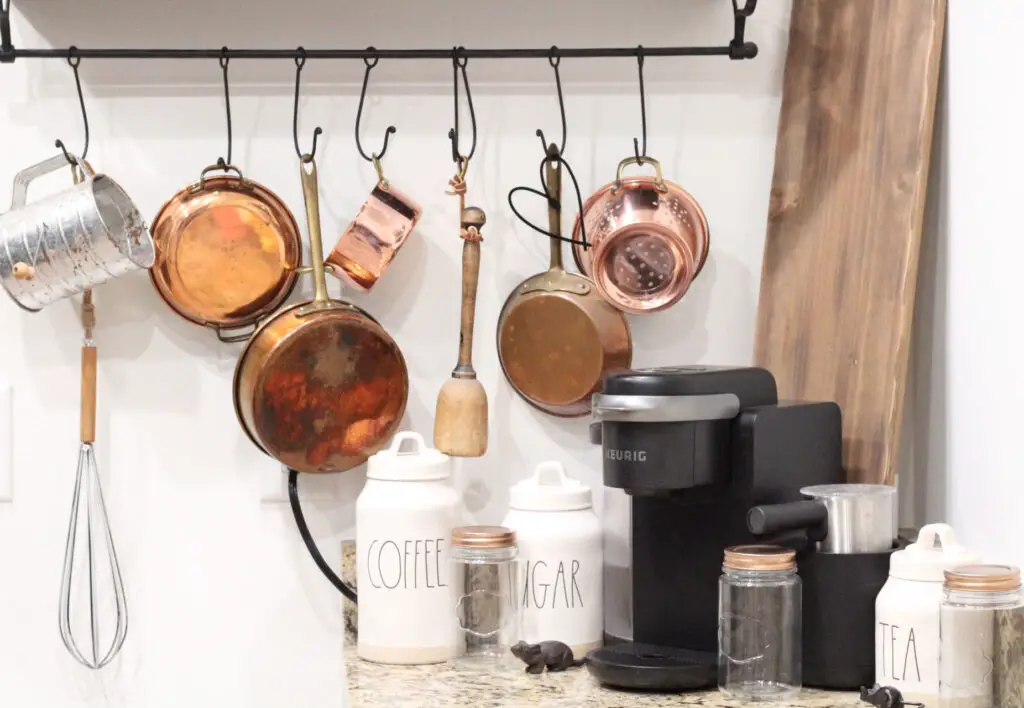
287;468;357;604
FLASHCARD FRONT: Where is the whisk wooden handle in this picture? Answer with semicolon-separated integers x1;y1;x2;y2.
81;345;96;444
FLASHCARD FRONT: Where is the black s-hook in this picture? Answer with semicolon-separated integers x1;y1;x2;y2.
448;47;477;164
293;47;322;162
55;46;89;164
354;47;396;165
633;45;647;164
217;46;232;167
536;46;566;157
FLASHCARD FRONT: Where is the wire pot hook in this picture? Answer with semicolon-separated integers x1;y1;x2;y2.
507;142;589;249
217;47;232;167
55;46;89;165
448;47;477;164
633;45;647;164
535;46;567;158
293;47;322;162
355;47;396;170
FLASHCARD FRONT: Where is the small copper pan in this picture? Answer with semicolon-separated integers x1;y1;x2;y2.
324;156;422;292
498;148;632;417
150;164;301;342
233;156;408;474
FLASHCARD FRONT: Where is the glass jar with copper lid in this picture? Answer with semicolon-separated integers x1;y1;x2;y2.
718;545;802;700
450;525;522;668
939;564;1024;708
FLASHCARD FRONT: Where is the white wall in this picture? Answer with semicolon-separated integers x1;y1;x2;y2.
904;0;1024;568
0;1;794;705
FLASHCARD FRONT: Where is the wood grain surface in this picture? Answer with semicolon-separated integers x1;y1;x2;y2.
754;0;946;485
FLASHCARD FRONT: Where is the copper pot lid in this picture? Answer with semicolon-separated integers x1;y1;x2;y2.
244;303;409;474
150;165;301;339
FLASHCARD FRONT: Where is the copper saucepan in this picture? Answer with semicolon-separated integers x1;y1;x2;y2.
571;156;710;315
150;164;302;342
324;156;422;292
498;148;632;417
233;156;408;474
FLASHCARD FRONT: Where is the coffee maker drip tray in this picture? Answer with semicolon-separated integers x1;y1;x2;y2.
586;642;717;691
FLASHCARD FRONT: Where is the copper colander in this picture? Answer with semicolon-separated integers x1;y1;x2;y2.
571;156;709;314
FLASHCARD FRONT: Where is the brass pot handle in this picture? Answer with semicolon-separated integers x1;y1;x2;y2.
614;155;666;192
214;321;258;344
299;156;330;305
195;163;246;190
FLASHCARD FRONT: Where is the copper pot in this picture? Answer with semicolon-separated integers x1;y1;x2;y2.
324;159;422;292
150;164;301;342
571;156;709;314
233;157;408;474
498;150;632;417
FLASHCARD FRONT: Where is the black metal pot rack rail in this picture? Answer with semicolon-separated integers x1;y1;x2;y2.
0;1;758;63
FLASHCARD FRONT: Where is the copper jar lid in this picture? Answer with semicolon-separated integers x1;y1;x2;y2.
944;564;1022;592
723;545;797;572
451;525;517;550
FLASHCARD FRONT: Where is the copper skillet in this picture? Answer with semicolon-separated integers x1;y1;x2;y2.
232;156;408;475
150;164;301;342
498;146;632;417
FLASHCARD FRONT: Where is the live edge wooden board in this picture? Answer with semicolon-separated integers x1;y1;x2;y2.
754;0;946;486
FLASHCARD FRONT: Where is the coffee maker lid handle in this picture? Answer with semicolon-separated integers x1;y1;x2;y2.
591;393;740;423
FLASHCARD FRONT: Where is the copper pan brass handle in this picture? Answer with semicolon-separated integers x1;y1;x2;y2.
298;157;330;305
614;155;666;193
545;149;564;271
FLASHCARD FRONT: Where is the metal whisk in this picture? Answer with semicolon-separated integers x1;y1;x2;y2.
58;289;128;669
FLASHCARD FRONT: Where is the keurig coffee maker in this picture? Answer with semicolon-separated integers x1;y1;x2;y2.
587;366;845;691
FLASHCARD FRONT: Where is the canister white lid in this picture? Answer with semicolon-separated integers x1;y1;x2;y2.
509;461;592;512
366;432;451;481
889;523;981;582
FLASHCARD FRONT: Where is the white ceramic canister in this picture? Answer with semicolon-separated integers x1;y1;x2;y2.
501;461;603;656
874;523;980;702
356;432;460;664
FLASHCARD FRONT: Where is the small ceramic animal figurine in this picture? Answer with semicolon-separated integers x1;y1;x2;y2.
510;640;586;673
859;683;925;708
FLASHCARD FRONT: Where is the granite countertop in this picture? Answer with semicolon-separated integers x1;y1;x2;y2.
344;649;864;708
340;542;863;707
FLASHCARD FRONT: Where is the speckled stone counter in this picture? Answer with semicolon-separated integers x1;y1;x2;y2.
344;649;863;707
341;542;862;707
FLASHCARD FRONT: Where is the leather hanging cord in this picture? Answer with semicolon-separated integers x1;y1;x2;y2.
287;469;357;604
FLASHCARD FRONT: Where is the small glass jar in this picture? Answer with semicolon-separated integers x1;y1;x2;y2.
450;525;522;669
939;565;1024;708
718;545;802;701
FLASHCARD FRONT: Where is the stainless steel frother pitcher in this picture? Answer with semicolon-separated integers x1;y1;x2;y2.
0;154;154;311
